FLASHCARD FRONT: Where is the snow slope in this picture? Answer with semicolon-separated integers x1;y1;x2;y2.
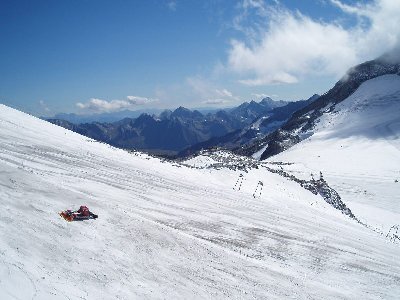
0;104;399;299
272;74;400;235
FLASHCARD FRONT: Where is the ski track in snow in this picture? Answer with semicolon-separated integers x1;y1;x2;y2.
0;103;400;299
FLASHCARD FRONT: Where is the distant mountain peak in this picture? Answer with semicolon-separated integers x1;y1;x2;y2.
175;106;190;112
171;106;203;119
259;97;273;104
133;113;156;127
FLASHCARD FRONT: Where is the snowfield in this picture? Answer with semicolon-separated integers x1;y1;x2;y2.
0;102;399;299
271;75;400;235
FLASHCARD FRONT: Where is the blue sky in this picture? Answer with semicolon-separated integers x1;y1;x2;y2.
1;0;399;116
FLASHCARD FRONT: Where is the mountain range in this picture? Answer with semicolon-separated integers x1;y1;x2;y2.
47;97;301;155
178;94;319;157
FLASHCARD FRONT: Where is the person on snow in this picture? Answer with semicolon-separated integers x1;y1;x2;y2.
75;205;98;219
77;205;90;217
60;205;98;221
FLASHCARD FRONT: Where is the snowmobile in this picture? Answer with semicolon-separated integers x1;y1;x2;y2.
59;205;98;222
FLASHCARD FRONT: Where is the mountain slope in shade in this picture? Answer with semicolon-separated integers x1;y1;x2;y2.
1;104;400;299
177;96;318;157
268;74;400;234
228;97;288;121
48;110;244;155
48;98;290;155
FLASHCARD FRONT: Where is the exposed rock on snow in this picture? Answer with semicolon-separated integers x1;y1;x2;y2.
183;151;355;218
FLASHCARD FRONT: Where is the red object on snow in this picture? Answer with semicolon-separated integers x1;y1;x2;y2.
59;206;98;222
59;210;74;222
78;205;90;217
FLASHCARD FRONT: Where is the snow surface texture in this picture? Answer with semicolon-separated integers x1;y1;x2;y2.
272;75;400;237
0;103;399;299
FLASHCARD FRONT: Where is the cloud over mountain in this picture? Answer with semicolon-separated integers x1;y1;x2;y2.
228;0;400;85
76;96;157;113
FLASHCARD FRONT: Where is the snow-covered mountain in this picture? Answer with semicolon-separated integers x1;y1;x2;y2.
245;54;400;160
231;57;400;236
1;104;399;299
266;74;400;235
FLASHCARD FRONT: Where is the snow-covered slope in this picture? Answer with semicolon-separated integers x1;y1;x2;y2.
0;104;399;299
272;75;400;234
247;55;400;161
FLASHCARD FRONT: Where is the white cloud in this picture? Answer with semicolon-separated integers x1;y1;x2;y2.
186;77;212;100
186;76;240;104
126;96;155;105
39;100;50;112
228;0;400;86
232;0;268;40
167;1;177;11
251;93;277;99
215;88;233;98
238;72;298;86
76;96;157;113
202;99;230;105
330;0;365;15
